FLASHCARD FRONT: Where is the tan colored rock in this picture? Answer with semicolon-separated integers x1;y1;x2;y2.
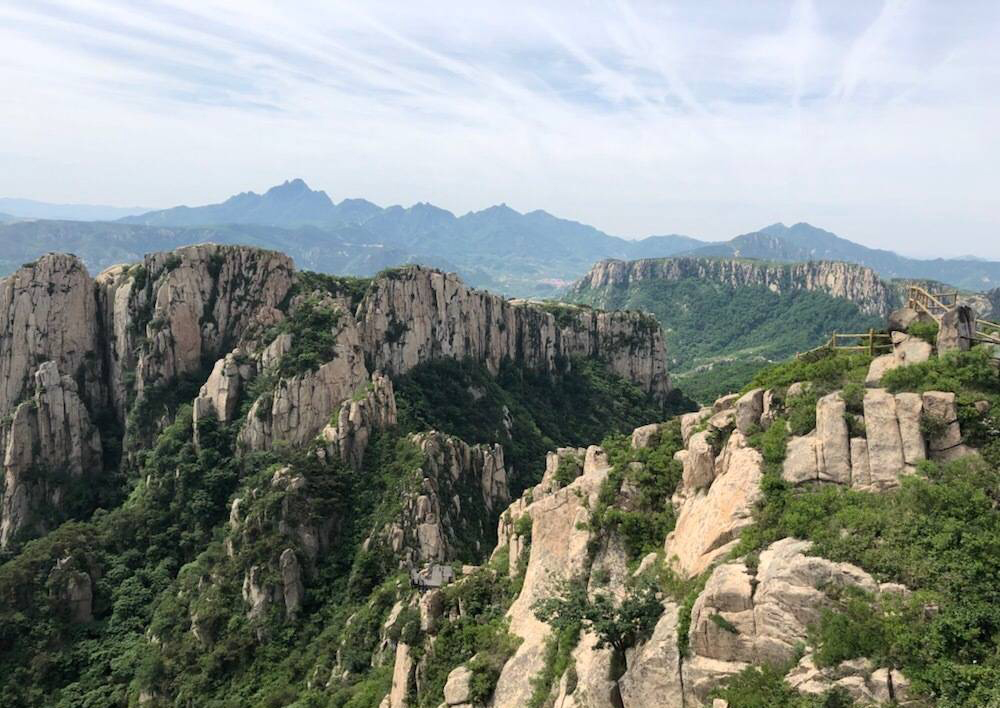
783;435;820;485
681;408;711;445
689;562;756;662
491;462;608;708
99;245;293;419
667;432;762;577
0;254;103;414
360;267;670;398
866;354;897;386
320;373;398;470
922;391;971;461
194;349;253;425
683;538;896;700
420;589;444;633
735;388;764;434
786;381;810;398
894;335;933;366
443;664;473;705
682;431;716;492
816;393;851;484
631;423;661;449
386;642;414;708
2;362;103;547
863;389;905;489
850;437;871;489
280;548;304;616
895;393;926;467
713;393;739;413
239;312;369;451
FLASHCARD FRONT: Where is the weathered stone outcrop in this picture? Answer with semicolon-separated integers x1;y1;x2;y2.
1;362;103;547
574;257;898;317
0;254;103;414
373;432;509;567
238;312;369;452
683;538;904;704
358;267;669;398
666;430;763;577
97;244;294;418
781;387;973;492
193;348;254;426
491;447;610;708
320;373;397;470
619;602;685;707
866;331;933;385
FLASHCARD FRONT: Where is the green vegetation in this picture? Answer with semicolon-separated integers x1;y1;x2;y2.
393;356;691;496
734;348;1000;707
587;421;685;561
568;277;883;404
907;319;939;345
713;664;852;708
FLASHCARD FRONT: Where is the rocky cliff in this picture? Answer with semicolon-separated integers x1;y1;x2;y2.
573;257;899;317
0;248;669;550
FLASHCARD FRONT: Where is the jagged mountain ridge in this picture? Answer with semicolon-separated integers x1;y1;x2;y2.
8;179;999;295
0;245;670;549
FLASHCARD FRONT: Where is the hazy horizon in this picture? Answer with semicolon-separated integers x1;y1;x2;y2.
2;1;999;257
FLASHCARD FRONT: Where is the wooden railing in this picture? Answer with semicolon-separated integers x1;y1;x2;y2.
906;285;958;321
797;329;892;359
798;286;1000;360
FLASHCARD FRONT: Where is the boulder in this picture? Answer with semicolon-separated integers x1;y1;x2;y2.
863;389;905;489
682;431;716;491
888;307;920;332
619;603;684;708
631;423;661;449
866;354;897;386
713;393;739;413
782;435;820;485
895;393;926;467
816;393;851;484
922;391;972;461
681;408;711;445
937;306;974;352
893;335;933;366
443;664;473;705
734;388;764;435
386;642;414;708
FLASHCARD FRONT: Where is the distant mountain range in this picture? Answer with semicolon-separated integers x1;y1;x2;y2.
1;178;998;294
0;197;148;221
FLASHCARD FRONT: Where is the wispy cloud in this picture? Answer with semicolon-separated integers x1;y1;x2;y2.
0;0;998;257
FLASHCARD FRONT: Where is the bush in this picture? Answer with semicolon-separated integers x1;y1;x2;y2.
908;320;939;345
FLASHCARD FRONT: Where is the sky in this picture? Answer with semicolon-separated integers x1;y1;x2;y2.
1;0;998;258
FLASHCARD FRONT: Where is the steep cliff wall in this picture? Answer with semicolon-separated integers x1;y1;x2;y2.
573;257;899;317
0;251;669;549
357;267;669;398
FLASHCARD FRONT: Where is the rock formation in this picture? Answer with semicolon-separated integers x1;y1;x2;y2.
573;257;898;317
1;362;103;546
358;267;669;398
372;432;509;566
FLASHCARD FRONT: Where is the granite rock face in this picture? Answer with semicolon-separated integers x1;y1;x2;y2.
373;432;509;567
358;267;670;399
574;257;898;317
0;254;104;414
1;362;103;547
97;244;294;419
666;430;763;577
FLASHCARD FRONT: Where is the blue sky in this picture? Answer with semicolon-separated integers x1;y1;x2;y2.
1;1;998;257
